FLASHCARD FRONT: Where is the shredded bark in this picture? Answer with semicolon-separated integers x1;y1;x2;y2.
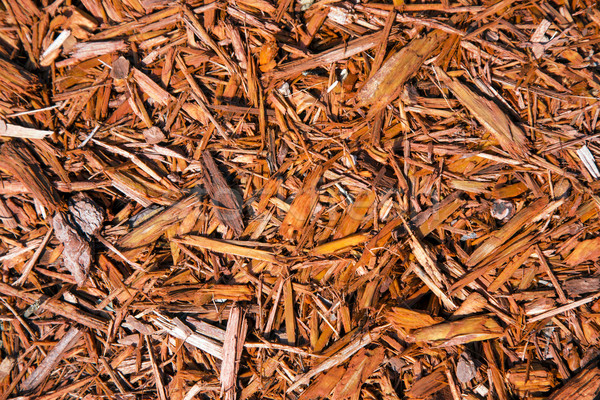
3;1;600;399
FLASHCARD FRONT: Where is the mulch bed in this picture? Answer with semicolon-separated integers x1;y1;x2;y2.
2;0;600;399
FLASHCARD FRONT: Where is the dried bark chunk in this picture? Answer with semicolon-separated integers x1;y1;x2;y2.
548;359;600;399
53;212;92;286
456;352;477;383
68;193;104;238
142;126;166;144
507;363;557;394
110;56;130;80
491;199;515;220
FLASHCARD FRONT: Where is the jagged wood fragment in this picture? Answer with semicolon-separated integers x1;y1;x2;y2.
152;313;224;359
331;347;385;399
287;328;381;393
401;215;457;310
64;40;128;64
145;334;167;400
564;237;600;266
564;278;600;296
0;140;63;213
201;151;244;236
406;368;448;399
263;31;384;82
434;67;530;159
547;359;600;399
0;198;17;228
297;366;346;400
132;67;174;106
357;29;449;117
118;194;200;249
507;363;557;395
221;304;247;400
280;166;322;240
407;315;504;346
0;356;15;382
466;197;550;267
333;190;375;239
13;227;53;286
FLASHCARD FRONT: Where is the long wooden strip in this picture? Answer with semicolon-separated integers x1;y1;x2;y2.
175;235;279;263
220;304;247;400
263;31;384;82
529;293;600;323
145;335;167;400
0;121;52;139
152;314;223;359
311;233;370;256
35;377;96;400
0;283;108;331
21;327;82;391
